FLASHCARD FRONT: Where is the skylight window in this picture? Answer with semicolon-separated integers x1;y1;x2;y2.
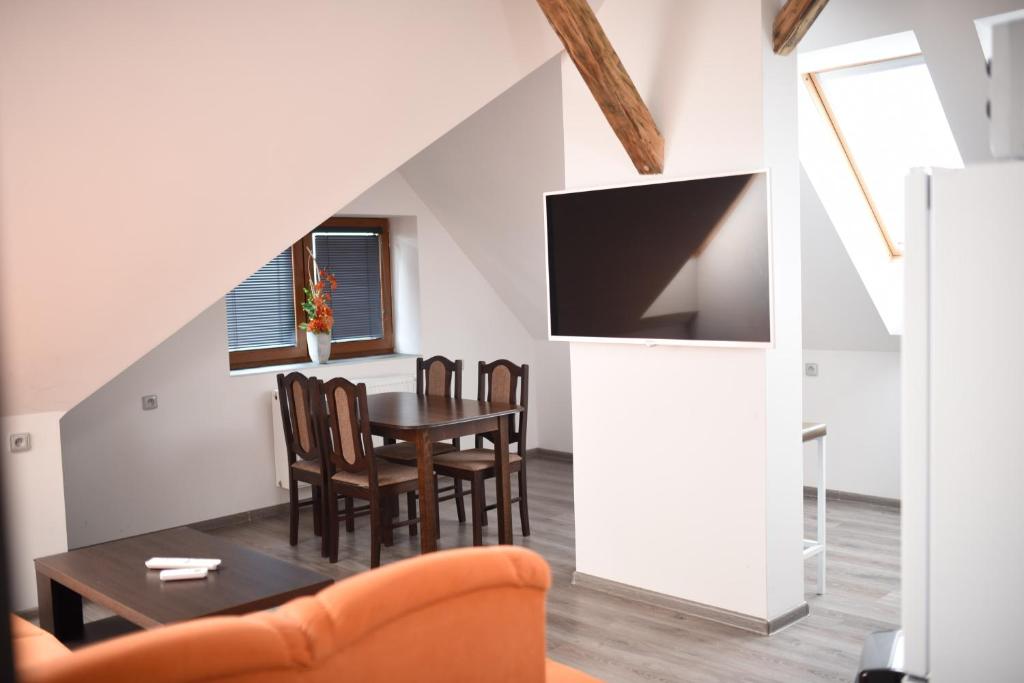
804;55;963;256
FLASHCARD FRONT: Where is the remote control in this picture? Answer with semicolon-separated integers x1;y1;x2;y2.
145;558;221;571
159;567;208;582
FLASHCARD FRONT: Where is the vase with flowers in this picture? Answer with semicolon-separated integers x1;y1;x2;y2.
300;252;338;364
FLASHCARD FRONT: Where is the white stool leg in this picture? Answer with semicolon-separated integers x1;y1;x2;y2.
816;435;827;595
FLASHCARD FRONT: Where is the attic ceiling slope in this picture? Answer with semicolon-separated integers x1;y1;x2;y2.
800;0;1024;164
0;0;564;416
399;58;566;340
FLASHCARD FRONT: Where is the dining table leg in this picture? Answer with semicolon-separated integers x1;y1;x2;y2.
414;431;438;553
494;415;513;545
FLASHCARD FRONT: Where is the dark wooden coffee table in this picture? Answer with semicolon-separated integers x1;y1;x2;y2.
35;526;333;643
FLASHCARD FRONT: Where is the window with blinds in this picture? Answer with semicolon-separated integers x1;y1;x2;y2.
225;247;296;352
312;232;384;342
225;217;394;370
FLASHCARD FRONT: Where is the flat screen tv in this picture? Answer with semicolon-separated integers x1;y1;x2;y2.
545;170;772;347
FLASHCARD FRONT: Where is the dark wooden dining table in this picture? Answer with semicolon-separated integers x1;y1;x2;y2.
366;392;522;554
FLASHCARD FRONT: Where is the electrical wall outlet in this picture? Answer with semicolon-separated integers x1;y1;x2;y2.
805;362;819;377
142;395;159;411
9;433;31;453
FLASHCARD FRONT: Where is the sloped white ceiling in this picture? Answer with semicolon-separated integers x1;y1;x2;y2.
801;171;899;351
0;1;566;415
803;0;1024;164
798;0;1024;340
399;57;566;339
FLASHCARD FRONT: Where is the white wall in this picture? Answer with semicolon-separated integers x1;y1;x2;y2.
0;1;565;417
802;350;901;500
399;57;573;452
1;412;68;611
567;0;803;621
59;171;539;554
800;170;901;499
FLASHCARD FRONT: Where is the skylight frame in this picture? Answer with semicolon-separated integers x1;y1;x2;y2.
801;53;926;259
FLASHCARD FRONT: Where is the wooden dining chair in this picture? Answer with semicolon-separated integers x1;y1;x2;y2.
432;360;530;546
315;377;422;566
276;372;328;555
377;355;467;525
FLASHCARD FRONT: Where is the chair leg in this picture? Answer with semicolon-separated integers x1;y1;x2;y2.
407;491;418;537
454;478;467;523
288;479;299;546
345;496;355;533
382;496;395;547
435;477;441;540
369;494;382;569
311;486;322;537
517;463;531;537
470;474;485;547
480;486;488;527
320;489;329;558
328;485;340;564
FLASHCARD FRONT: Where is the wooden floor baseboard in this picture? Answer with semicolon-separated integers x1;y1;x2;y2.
571;571;809;636
803;486;900;509
190;502;294;532
526;448;572;463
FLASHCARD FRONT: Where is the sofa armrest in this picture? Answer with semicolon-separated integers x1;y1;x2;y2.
10;616;71;670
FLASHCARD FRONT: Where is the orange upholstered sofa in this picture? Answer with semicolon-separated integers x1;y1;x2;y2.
12;546;597;683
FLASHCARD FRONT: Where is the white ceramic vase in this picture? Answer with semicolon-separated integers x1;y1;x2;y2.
307;331;331;364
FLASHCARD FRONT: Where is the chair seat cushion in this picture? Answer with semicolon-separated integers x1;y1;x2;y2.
376;440;457;462
291;458;321;475
432;448;523;474
332;460;419;488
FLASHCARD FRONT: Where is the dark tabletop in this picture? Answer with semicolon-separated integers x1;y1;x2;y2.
34;526;333;628
366;392;521;430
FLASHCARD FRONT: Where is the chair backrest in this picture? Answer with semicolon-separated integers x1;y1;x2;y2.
315;377;375;476
416;355;463;398
276;372;318;462
477;359;529;450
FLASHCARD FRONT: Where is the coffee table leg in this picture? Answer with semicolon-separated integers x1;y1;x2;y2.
415;431;438;553
37;572;83;643
494;415;513;545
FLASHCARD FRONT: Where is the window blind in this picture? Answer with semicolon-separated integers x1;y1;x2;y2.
225;247;296;352
313;232;384;342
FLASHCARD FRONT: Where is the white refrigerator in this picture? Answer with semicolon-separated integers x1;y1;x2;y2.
902;161;1024;682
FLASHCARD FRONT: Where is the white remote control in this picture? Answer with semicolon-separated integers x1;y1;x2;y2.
145;558;221;571
159;567;208;582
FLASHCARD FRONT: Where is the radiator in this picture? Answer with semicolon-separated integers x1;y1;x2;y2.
271;373;416;490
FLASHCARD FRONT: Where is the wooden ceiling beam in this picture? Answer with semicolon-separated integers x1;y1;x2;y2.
773;0;830;56
537;0;664;174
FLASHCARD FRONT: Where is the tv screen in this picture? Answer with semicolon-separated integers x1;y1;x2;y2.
545;171;772;346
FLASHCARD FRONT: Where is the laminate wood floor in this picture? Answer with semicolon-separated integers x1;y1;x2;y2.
201;457;898;682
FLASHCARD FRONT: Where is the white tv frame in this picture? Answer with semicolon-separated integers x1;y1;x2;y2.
543;168;775;350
